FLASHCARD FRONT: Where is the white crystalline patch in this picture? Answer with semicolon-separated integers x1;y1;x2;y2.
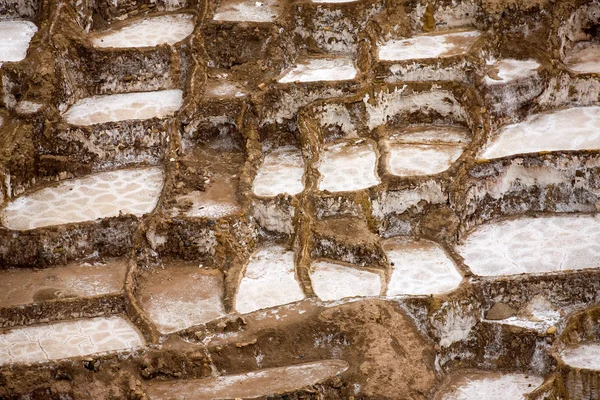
387;143;464;176
0;21;37;64
485;59;540;85
435;372;543;400
214;0;279;22
279;57;357;83
63;89;183;126
378;30;480;61
457;215;600;276
206;81;246;98
318;141;380;193
481;106;600;160
384;237;463;296
560;342;600;370
235;245;305;314
1;167;164;230
253;146;305;197
0;316;144;366
564;42;600;74
91;14;195;48
310;261;382;301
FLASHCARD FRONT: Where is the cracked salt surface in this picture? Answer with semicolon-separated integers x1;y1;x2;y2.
480;106;600;159
146;360;349;400
279;57;357;83
378;30;480;61
214;0;280;22
457;215;600;276
318;141;380;192
253;146;305;197
310;261;382;301
560;342;600;370
0;21;37;66
384;238;462;296
91;14;195;48
1;167;164;230
235;245;305;314
434;372;543;400
484;59;540;85
63;89;183;126
0;316;144;366
563;42;600;74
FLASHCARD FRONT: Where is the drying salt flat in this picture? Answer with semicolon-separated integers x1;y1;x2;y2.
140;265;225;334
484;59;540;85
174;176;241;219
1;167;164;230
457;215;600;276
205;80;247;98
279;57;357;83
563;42;600;74
253;146;305;196
0;316;144;366
378;30;480;61
63;89;183;126
559;342;600;370
214;0;280;22
434;371;543;400
310;261;382;301
146;360;349;400
318;141;380;192
91;14;195;48
480;106;600;159
235;245;305;314
0;21;37;65
384;238;463;296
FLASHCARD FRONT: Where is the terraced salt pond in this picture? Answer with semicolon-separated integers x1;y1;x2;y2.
1;167;164;230
213;0;280;22
91;14;195;48
62;90;183;126
434;371;543;400
318;141;380;192
0;316;143;365
309;261;382;301
378;30;480;61
457;215;600;276
0;20;37;65
479;106;600;160
279;57;357;83
563;42;600;75
559;342;600;370
484;59;541;85
253;146;305;197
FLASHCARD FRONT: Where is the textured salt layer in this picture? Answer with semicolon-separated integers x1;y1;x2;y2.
484;59;540;85
457;215;600;276
480;106;600;159
214;0;280;22
563;42;600;74
312;0;358;2
386;141;465;176
0;21;37;65
485;297;562;333
146;360;349;400
378;30;480;61
1;167;164;230
318;141;380;192
205;80;247;98
0;316;144;366
310;261;382;301
384;237;463;296
253;146;305;197
235;245;305;314
279;57;357;83
174;177;241;219
0;259;127;308
91;14;195;48
560;342;600;370
140;265;225;334
434;372;544;400
63;89;183;126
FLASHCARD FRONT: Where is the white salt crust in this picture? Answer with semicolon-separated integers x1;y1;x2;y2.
384;237;463;296
235;245;305;314
279;57;357;83
560;342;600;370
310;261;382;301
0;20;37;66
484;59;541;85
480;106;600;159
214;0;280;22
435;372;544;400
318;141;380;192
457;215;600;276
1;167;164;230
0;316;144;366
91;14;195;48
378;30;480;62
63;89;183;126
563;42;600;74
253;146;305;197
